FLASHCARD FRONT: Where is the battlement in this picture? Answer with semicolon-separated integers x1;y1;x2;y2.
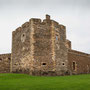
22;22;29;28
0;53;11;57
60;24;66;30
66;39;71;49
46;14;50;20
29;18;41;24
13;14;66;35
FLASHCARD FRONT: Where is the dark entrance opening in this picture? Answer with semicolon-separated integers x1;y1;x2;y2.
73;62;76;71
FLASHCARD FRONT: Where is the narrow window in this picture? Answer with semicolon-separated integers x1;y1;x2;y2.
55;34;60;42
21;33;26;42
56;36;58;40
73;62;76;71
87;65;89;73
0;58;2;61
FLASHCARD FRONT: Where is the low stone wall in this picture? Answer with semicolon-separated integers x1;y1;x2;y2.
0;53;11;73
68;49;90;75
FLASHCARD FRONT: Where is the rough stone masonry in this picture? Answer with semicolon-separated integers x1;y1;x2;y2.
0;15;90;76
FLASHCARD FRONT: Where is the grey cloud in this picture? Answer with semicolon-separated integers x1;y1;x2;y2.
0;0;90;8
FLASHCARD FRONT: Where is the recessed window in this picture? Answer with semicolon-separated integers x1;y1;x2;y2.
56;36;58;40
23;34;25;37
0;58;2;61
21;33;26;42
62;63;65;65
73;62;76;71
42;63;46;65
8;58;10;60
55;34;60;42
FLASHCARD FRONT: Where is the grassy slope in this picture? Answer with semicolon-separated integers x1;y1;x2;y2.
0;74;90;90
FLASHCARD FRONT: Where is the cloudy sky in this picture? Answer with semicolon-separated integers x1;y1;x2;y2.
0;0;90;54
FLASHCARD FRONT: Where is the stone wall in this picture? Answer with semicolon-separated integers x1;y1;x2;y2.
51;21;69;75
11;22;31;74
11;15;69;76
0;53;11;73
10;14;90;76
66;39;71;49
29;15;69;76
68;49;90;75
32;16;54;76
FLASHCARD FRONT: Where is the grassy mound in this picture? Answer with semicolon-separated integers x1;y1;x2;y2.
0;73;90;90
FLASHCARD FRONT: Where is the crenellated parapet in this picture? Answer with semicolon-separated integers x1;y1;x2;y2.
66;39;72;49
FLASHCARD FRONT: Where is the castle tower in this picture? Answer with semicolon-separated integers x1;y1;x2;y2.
11;15;69;75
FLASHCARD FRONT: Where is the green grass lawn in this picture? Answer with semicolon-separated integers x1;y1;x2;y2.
0;73;90;90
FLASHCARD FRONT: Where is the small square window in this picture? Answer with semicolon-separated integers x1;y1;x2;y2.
62;63;65;65
42;63;46;65
8;58;10;60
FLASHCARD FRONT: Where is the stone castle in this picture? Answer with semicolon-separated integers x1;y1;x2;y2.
0;15;90;76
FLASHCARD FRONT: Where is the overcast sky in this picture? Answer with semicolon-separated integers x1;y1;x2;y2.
0;0;90;54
